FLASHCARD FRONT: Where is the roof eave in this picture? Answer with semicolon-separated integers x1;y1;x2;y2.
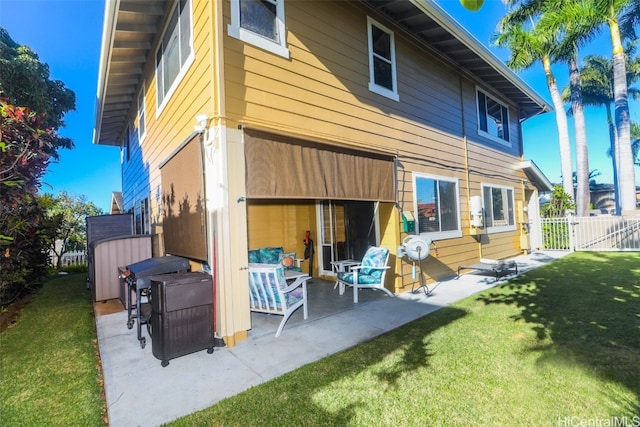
93;0;120;146
410;0;553;119
520;160;554;192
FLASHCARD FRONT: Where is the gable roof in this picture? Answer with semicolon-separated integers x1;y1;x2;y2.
93;0;552;147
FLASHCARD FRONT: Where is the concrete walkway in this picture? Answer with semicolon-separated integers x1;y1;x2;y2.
95;250;569;427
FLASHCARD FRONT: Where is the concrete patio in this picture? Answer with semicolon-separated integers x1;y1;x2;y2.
95;250;569;427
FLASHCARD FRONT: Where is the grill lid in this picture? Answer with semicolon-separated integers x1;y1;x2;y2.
123;255;190;278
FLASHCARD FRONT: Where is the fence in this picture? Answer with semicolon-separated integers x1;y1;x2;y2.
58;250;87;266
540;215;640;251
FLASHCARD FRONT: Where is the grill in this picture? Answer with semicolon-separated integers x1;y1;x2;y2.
119;255;190;348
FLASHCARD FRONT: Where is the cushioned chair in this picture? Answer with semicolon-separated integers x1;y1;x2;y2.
248;247;303;271
248;264;310;337
336;246;393;303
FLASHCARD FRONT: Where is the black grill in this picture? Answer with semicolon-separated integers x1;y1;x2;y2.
119;255;190;348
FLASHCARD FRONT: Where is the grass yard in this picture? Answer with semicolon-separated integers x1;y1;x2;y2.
0;274;105;426
170;252;640;426
0;253;638;426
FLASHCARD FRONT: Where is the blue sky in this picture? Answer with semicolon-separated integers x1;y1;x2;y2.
0;0;638;213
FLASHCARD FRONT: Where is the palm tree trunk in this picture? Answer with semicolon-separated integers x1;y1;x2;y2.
609;11;636;212
569;51;590;216
605;104;620;214
543;55;574;201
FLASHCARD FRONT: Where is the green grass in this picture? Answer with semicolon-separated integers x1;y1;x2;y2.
169;252;640;427
1;253;639;426
0;274;105;426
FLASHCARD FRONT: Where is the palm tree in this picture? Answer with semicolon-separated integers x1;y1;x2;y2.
575;49;640;213
493;2;575;201
525;0;638;213
537;0;608;216
599;0;638;212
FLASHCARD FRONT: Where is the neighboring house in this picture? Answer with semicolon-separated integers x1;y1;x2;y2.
110;191;124;215
93;0;553;346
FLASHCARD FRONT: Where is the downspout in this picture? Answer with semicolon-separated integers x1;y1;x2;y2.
200;0;228;345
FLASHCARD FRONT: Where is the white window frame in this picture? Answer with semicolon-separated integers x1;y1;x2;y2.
367;17;399;102
413;172;462;240
137;88;146;143
482;183;516;233
155;0;194;116
228;0;289;59
476;87;510;145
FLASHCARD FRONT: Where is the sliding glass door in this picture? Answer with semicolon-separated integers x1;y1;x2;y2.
317;200;378;275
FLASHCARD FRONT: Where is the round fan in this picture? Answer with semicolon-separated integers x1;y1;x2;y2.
401;235;432;261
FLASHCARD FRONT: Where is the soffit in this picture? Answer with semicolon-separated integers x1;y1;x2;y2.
362;0;552;120
94;0;167;146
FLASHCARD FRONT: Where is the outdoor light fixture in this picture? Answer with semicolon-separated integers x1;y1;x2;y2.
194;113;209;133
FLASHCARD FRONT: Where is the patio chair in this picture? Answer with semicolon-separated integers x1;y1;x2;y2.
248;264;310;337
336;246;393;303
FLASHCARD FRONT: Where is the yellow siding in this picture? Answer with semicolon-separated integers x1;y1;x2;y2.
247;201;317;274
133;0;215;244
221;0;529;290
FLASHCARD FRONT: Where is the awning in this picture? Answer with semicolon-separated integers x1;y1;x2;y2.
244;129;396;202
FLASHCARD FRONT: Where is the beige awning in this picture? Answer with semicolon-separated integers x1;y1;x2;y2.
244;129;396;202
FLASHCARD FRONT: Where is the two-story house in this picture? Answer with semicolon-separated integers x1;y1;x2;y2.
93;0;553;347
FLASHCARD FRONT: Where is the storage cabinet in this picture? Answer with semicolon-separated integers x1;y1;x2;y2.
149;272;215;367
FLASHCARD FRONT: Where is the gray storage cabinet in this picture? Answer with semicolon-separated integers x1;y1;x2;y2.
149;272;215;367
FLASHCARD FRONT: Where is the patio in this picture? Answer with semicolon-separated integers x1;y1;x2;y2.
95;251;568;427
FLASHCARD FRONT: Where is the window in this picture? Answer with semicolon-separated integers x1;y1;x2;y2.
482;184;515;232
228;0;289;58
135;198;150;235
367;17;398;101
137;89;146;142
477;89;510;143
155;0;193;113
413;173;461;239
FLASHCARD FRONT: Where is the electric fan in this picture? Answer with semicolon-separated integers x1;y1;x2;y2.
398;235;436;295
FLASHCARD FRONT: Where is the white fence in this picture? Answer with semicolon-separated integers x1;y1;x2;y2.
540;215;640;251
58;250;87;266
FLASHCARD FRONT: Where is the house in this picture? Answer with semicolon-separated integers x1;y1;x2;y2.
93;0;553;347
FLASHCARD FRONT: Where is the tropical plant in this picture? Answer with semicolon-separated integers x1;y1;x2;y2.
0;28;76;305
493;2;575;201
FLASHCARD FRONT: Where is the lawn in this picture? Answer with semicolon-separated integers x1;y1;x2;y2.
169;252;640;426
0;253;638;426
0;273;105;426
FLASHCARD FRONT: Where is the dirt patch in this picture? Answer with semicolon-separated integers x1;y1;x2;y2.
0;293;34;333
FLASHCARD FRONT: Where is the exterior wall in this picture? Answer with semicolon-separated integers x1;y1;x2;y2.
112;0;539;344
222;0;529;287
247;201;316;273
121;0;215;255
